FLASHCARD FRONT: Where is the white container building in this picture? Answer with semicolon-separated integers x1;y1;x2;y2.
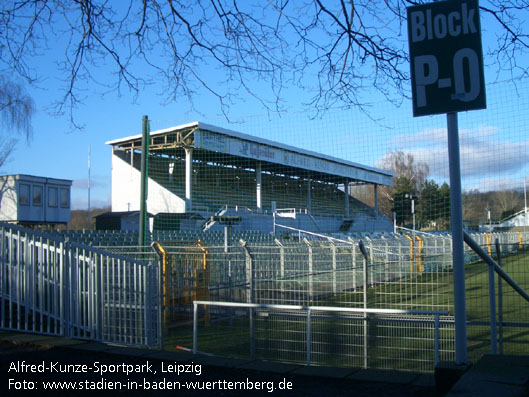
0;174;72;226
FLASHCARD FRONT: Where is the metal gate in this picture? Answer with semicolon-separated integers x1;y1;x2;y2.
152;241;210;329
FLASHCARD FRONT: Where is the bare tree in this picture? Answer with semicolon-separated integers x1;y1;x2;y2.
1;1;528;124
492;187;524;219
375;150;430;218
0;76;34;168
377;150;429;192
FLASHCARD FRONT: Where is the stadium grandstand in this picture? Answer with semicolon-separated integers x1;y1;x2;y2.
104;121;393;235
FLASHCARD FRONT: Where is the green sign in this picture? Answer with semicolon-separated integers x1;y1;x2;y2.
407;0;486;117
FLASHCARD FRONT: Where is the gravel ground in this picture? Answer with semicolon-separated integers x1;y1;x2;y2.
0;340;440;396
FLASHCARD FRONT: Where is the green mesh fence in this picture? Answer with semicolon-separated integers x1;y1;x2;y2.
103;76;529;366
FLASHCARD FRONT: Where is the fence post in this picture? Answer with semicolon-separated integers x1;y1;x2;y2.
368;237;374;286
304;238;313;302
488;244;498;355
193;302;198;354
240;240;255;359
348;238;357;290
398;239;403;280
240;240;253;304
62;239;71;338
250;305;256;360
158;255;165;350
384;239;389;283
331;243;337;296
306;308;312;366
434;314;440;366
146;264;154;347
359;240;369;369
275;239;285;299
95;254;102;341
495;239;504;355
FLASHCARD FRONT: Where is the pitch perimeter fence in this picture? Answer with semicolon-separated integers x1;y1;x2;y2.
142;229;529;370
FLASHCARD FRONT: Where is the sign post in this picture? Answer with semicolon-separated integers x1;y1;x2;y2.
407;0;486;365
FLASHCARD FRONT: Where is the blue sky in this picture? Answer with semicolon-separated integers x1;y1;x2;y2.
3;2;529;209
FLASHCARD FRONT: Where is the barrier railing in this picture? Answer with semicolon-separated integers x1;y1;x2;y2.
192;300;452;372
0;223;161;347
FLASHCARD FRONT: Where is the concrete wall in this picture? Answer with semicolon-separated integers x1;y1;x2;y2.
0;176;17;222
111;150;185;215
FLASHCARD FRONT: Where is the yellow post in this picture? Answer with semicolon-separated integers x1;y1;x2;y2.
485;233;492;256
405;234;414;275
518;231;523;250
415;235;425;274
151;242;168;329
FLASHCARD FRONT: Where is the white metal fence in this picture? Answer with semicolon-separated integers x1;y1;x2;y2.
0;223;161;347
192;301;453;372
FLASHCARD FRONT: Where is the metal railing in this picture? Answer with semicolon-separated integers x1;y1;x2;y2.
463;231;529;356
192;300;452;372
0;223;161;347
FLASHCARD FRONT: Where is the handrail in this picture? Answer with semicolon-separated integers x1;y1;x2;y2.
193;300;450;316
463;231;529;303
274;223;355;245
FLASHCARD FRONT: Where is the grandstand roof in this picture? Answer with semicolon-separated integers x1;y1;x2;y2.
106;121;393;186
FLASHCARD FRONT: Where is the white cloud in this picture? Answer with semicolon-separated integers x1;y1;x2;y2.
386;125;529;179
71;197;110;210
72;177;107;190
465;176;526;192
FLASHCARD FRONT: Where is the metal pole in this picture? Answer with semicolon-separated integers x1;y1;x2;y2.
193;302;198;354
495;239;504;354
306;308;311;366
434;314;440;366
139;115;150;247
359;240;369;369
488;260;497;354
447;111;467;364
250;306;255;359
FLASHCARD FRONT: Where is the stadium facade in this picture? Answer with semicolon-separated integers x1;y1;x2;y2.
106;122;393;234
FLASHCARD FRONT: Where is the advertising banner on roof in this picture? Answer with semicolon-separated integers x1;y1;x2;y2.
194;130;392;186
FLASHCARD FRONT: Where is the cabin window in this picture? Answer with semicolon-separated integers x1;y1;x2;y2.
48;187;58;207
19;184;30;205
33;185;43;206
60;188;69;208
